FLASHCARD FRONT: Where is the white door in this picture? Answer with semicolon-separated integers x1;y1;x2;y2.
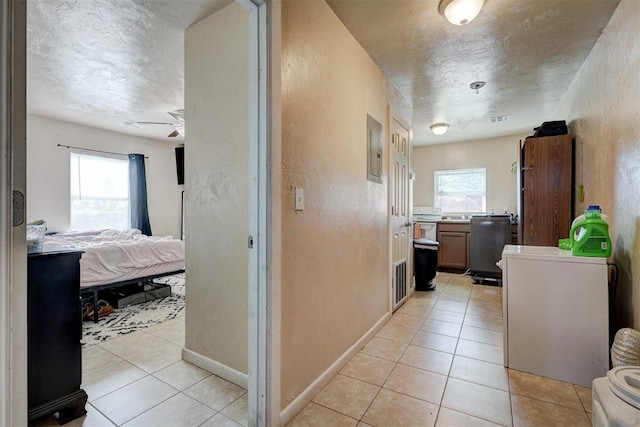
389;116;411;310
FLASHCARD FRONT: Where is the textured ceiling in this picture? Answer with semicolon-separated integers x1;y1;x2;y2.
27;0;621;145
27;0;233;142
327;0;621;145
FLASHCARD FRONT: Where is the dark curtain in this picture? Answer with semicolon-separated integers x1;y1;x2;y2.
128;154;152;236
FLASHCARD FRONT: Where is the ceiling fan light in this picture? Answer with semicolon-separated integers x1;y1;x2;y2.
430;123;449;136
439;0;485;26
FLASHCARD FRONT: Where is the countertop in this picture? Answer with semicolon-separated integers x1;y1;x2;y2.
438;219;471;224
438;216;517;225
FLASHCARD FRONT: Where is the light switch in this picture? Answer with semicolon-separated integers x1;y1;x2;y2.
295;187;304;211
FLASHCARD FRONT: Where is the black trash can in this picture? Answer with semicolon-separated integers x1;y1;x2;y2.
414;238;439;291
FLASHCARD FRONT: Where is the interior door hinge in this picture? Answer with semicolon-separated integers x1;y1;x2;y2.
248;235;254;249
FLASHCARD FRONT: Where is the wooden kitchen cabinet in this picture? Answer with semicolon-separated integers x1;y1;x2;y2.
519;135;573;246
437;222;470;270
437;222;518;271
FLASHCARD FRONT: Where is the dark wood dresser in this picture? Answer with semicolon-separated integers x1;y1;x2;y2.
28;250;87;424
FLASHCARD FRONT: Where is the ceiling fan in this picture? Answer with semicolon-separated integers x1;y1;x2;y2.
124;109;185;137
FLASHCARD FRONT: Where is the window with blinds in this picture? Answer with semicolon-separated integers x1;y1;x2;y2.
70;152;130;231
434;168;486;213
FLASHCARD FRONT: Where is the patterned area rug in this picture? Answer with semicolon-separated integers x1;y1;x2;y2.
82;273;185;345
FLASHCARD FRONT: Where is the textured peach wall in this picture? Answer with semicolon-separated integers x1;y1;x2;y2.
554;0;640;328
280;0;409;408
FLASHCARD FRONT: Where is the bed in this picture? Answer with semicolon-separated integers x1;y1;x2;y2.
44;229;185;321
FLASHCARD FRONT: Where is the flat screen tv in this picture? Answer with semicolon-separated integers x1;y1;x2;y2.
175;146;184;185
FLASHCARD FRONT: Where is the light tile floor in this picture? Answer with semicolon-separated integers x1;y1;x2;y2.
33;272;594;427
32;316;248;427
288;272;594;427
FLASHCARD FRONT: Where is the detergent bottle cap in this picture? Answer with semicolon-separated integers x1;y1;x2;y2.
585;205;602;218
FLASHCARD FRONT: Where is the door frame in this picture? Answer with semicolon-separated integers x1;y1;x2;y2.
240;0;278;425
1;0;28;424
387;108;413;312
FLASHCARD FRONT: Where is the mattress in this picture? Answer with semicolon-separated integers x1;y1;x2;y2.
44;229;185;288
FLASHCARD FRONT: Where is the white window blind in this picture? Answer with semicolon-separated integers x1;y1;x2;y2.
434;168;486;213
70;152;130;231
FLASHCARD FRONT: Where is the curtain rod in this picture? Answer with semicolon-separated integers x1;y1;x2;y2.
57;144;148;159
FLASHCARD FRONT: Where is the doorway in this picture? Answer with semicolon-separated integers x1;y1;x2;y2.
2;0;273;425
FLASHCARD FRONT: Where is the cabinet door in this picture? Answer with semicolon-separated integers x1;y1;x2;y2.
522;135;572;246
437;232;468;268
28;252;83;408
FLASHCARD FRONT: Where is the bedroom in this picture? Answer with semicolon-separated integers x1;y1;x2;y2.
26;0;188;323
21;0;254;425
27;118;188;323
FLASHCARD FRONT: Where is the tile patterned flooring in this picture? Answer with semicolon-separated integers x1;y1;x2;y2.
288;272;594;427
33;317;248;427
33;272;593;426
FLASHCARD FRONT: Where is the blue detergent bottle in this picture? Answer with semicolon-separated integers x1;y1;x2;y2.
570;205;612;257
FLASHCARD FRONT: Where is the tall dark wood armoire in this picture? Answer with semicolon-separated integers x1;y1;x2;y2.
518;135;574;246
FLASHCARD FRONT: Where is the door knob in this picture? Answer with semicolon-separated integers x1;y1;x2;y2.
405;222;412;227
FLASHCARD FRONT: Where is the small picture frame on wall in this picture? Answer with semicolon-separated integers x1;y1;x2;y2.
367;114;383;184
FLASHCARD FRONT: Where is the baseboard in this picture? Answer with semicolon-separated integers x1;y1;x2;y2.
279;312;391;425
182;348;248;389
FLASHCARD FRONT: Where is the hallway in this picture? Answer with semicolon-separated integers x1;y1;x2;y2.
288;272;593;426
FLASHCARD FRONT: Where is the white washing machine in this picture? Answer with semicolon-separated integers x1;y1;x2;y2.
500;245;609;386
593;366;640;427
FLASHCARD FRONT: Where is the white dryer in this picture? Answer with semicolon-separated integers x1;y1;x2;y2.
593;366;640;427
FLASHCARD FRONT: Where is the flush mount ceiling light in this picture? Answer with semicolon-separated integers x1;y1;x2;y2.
438;0;485;26
430;123;449;136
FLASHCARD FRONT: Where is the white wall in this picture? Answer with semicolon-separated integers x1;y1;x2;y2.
553;0;640;327
412;134;524;214
184;2;249;379
27;115;182;237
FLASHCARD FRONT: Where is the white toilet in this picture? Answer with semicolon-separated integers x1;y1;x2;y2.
593;366;640;426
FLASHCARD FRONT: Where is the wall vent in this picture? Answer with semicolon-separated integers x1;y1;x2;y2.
490;114;511;123
394;261;407;307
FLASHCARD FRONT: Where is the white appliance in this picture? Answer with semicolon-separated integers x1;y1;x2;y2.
413;206;441;241
500;245;608;387
593;367;640;426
